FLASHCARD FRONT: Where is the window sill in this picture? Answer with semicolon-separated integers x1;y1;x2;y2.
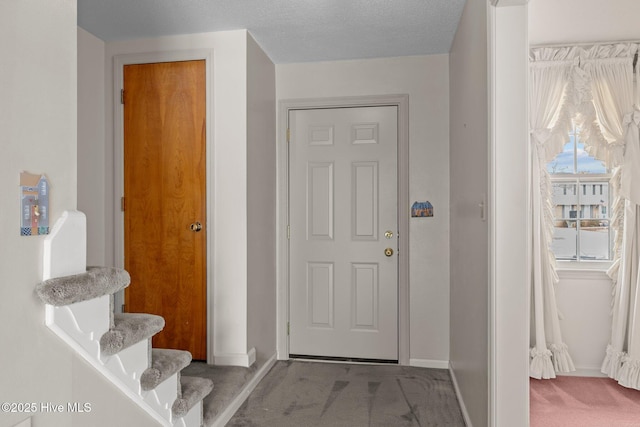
555;261;612;280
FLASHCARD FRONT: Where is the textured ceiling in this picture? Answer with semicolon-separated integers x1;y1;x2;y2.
77;0;466;64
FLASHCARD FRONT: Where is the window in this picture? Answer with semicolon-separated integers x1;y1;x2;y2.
546;126;612;262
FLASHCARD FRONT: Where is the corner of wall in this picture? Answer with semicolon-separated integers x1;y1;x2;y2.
448;0;490;425
78;27;108;267
246;31;277;362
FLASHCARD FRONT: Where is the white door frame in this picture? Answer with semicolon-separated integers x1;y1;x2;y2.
113;50;215;364
276;94;410;365
489;1;530;425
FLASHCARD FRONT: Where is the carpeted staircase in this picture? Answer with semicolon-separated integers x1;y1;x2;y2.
35;211;214;427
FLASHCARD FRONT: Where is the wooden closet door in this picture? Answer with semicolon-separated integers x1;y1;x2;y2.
123;60;207;360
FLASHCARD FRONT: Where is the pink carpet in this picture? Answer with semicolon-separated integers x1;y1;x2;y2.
530;376;640;427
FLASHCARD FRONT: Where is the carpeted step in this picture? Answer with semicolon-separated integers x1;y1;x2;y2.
36;266;130;306
172;376;214;418
100;313;165;356
141;349;192;391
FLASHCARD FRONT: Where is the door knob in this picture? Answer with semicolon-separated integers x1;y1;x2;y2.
190;222;202;232
384;248;394;257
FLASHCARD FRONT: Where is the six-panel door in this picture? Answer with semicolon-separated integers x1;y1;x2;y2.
289;106;398;360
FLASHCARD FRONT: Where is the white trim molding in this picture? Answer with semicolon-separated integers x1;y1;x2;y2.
558;368;607;378
112;49;215;364
556;268;611;281
449;362;474;427
488;2;530;427
213;347;257;368
276;94;410;365
210;353;278;427
14;418;31;427
491;0;529;6
409;358;450;370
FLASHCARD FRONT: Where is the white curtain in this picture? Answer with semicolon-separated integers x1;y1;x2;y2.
529;47;579;379
529;42;640;390
582;44;640;391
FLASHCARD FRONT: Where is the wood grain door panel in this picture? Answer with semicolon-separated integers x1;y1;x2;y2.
123;60;207;360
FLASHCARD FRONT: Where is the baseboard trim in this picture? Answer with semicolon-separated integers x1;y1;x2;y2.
557;367;607;378
409;358;450;369
13;417;31;427
291;354;397;364
449;361;473;427
213;347;257;367
210;352;277;427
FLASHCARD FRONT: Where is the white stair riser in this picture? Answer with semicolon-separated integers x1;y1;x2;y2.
142;372;179;421
102;339;151;394
45;296;110;359
43;211;205;427
47;304;203;427
44;307;174;426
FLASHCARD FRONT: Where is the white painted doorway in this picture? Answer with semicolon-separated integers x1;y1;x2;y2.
288;106;399;361
113;50;215;364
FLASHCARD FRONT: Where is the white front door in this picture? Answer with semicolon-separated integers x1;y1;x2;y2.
289;106;398;361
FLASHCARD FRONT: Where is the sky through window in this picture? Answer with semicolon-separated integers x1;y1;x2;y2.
547;135;607;174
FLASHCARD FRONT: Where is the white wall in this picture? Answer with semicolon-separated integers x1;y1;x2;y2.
451;3;530;426
529;0;640;377
78;28;107;266
529;0;640;46
92;29;277;366
449;0;489;425
71;357;159;426
554;270;612;375
246;34;277;363
103;31;249;363
0;3;155;427
0;1;76;426
276;55;451;365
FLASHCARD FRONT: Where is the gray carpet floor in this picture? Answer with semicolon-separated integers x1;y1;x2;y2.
182;358;262;426
226;360;466;427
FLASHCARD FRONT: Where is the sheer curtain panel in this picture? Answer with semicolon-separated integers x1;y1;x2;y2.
585;44;640;390
530;42;640;390
529;47;579;379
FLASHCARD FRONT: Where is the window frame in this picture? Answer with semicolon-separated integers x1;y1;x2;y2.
546;126;613;269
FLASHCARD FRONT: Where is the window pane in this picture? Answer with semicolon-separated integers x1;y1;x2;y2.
551;183;577;217
580;219;610;260
576;142;607;174
552;220;577;260
544;127;611;262
547;139;575;174
580;180;609;219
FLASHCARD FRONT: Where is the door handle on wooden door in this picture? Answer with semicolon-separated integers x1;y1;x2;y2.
190;222;202;232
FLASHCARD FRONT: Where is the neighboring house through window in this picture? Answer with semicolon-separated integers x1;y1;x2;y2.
546;124;612;262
